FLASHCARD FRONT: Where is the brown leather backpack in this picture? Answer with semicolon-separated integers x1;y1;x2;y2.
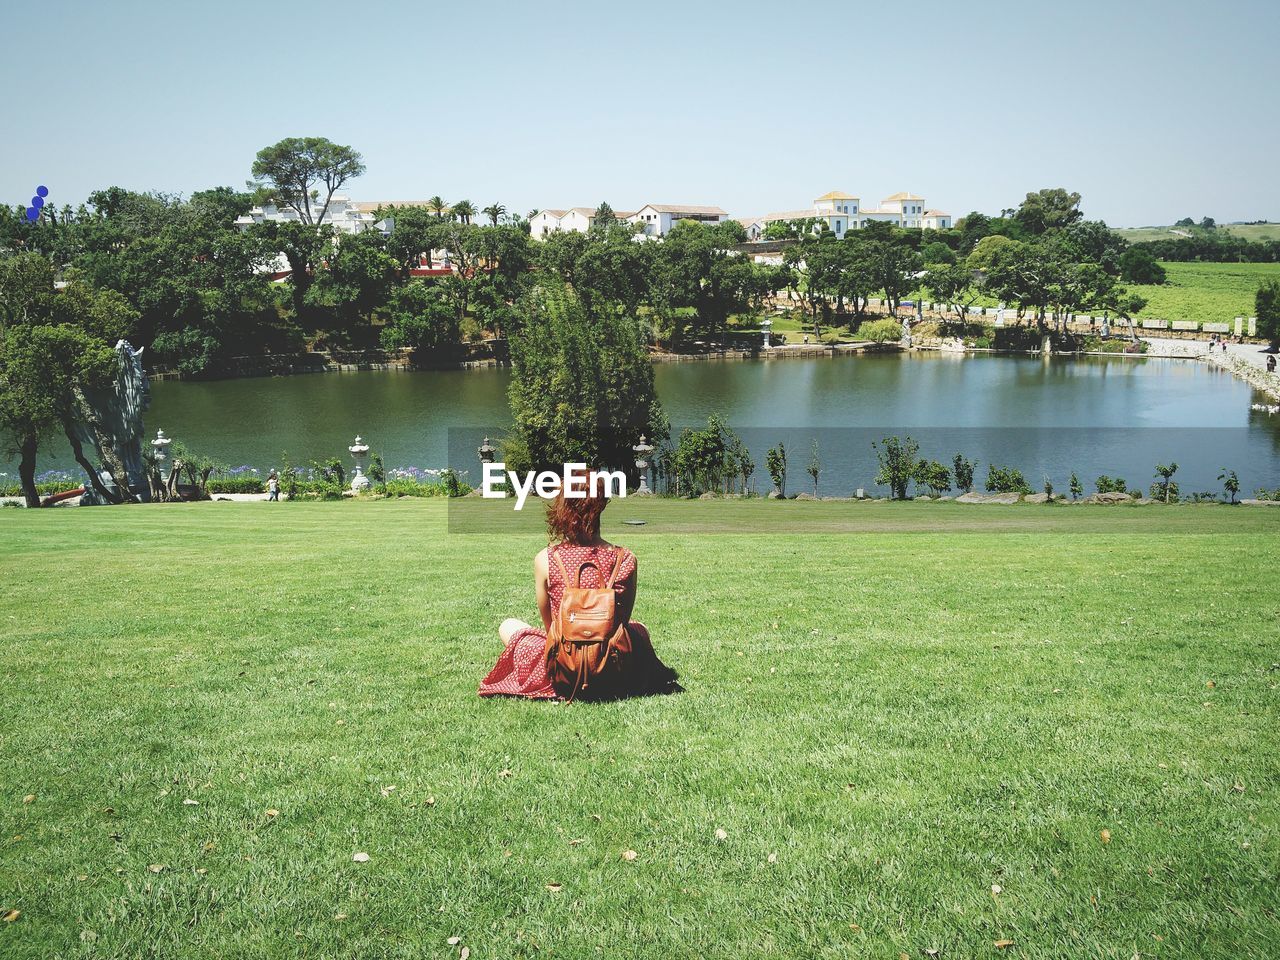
545;547;634;701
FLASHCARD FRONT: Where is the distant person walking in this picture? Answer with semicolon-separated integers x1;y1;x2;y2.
267;472;280;501
1268;354;1276;373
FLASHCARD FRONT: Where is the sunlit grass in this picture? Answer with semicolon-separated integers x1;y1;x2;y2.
1128;262;1280;324
1;500;1277;958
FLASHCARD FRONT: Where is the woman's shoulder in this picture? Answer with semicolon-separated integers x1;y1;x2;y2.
601;541;636;578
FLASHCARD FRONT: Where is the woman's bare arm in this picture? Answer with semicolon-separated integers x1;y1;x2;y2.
534;548;552;629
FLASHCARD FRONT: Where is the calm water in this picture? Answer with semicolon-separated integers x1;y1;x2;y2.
18;354;1280;496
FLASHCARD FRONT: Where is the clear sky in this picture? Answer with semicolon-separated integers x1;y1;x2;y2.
2;0;1277;227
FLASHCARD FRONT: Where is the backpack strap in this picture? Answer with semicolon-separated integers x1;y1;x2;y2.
603;547;627;589
551;545;627;589
551;546;572;586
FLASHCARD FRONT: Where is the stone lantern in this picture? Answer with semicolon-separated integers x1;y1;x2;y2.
478;436;495;466
760;317;773;349
151;429;172;466
349;435;371;492
633;435;654;495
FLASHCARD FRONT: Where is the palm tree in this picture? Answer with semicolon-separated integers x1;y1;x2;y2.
452;200;476;225
427;195;448;219
482;203;506;226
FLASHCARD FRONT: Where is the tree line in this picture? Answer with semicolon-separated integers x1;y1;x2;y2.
784;187;1151;333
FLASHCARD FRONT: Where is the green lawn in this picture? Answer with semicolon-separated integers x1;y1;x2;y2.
2;500;1278;959
1113;224;1280;244
906;261;1278;327
1128;261;1280;324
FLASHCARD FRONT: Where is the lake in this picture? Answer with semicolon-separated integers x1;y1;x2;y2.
17;353;1280;497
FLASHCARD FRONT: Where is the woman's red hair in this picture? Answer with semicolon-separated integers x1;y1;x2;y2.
545;486;608;545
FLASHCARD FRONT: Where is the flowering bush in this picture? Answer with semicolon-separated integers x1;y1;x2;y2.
383;467;472;498
0;470;83;497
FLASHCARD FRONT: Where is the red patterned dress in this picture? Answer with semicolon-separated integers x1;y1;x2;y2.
478;543;663;699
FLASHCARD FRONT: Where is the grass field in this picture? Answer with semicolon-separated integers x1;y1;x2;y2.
2;500;1279;959
765;261;1278;333
1113;224;1280;244
1128;262;1280;324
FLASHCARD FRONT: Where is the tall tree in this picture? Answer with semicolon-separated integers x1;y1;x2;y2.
870;242;924;314
249;138;365;326
1256;280;1280;350
506;283;666;476
482;203;506;226
652;220;773;343
1014;188;1084;235
927;263;981;326
0;253;136;505
451;200;476;225
427;196;449;219
250;137;365;227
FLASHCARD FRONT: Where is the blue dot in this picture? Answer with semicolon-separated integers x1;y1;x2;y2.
36;185;48;198
26;207;38;221
31;196;44;209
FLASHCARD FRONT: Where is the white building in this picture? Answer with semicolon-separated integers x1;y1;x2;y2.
746;190;952;239
233;195;389;235
530;209;567;239
627;204;728;237
861;192;951;229
530;203;726;239
530;206;637;238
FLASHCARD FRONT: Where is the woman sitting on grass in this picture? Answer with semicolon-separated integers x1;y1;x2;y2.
478;486;677;700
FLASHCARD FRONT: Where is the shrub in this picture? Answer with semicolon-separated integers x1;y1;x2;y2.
986;463;1032;494
1069;472;1083;499
1218;469;1240;504
1096;475;1127;494
439;469;468;497
208;477;266;494
874;436;920;500
383;479;452;498
856;318;903;343
806;440;820;497
671;414;747;496
765;443;787;497
952;454;976;493
380;467;470;498
1256;280;1280;350
1120;248;1166;285
1151;462;1179;503
914;459;951;497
